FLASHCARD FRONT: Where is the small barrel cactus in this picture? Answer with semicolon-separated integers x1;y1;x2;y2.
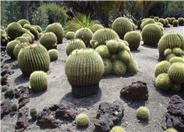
33;25;42;33
65;31;75;40
66;39;86;56
23;24;39;40
154;61;170;77
6;22;23;40
17;19;30;27
172;47;184;56
106;39;119;54
173;20;179;27
112;60;127;75
103;58;112;75
124;31;141;50
90;28;119;48
169;57;184;64
18;43;50;76
15;36;29;43
136;106;150;120
45;23;64;43
65;49;104;97
22;28;35;42
164;48;172;57
178;17;184;26
75;28;93;47
141;24;163;46
48;49;59;61
140;18;155;29
30;71;48;92
127;59;138;74
165;128;178;132
171;84;182;93
30;108;38;120
13;42;30;59
158;18;166;26
168;62;184;84
154;16;159;22
6;40;20;59
118;50;131;64
112;17;133;39
11;103;18;111
95;45;110;58
40;32;57;50
91;24;104;33
110;126;126;132
155;73;172;91
22;33;33;43
117;40;130;52
75;113;89;127
1;29;8;47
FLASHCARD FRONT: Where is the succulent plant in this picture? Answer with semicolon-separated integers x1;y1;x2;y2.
66;39;86;56
48;49;58;61
1;29;8;47
103;58;112;75
106;39;119;54
111;54;118;62
6;22;23;39
154;61;170;77
1;85;8;92
136;106;150;120
140;18;155;29
65;31;75;40
30;71;48;92
169;57;184;64
13;42;30;59
15;36;29;43
118;50;131;64
75;113;89;127
168;62;184;84
117;40;130;52
40;32;57;50
22;28;35;42
45;22;64;43
90;28;119;48
173;20;179;27
170;17;176;24
110;126;126;132
33;25;42;33
154;16;159;22
178;17;184;26
158;32;184;56
30;108;37;120
95;45;110;58
172;48;184;56
18;43;50;76
171;84;182;93
155;73;172;91
17;19;30;27
75;28;93;47
112;60;127;75
21;33;33;43
158;18;165;26
124;31;141;50
165;128;178;132
141;24;163;46
127;59;138;74
91;24;104;33
112;17;133;39
166;53;176;61
11;103;18;111
6;40;20;59
23;24;39;40
164;48;172;57
65;49;104;97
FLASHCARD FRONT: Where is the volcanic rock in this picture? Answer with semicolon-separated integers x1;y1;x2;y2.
1;100;13;119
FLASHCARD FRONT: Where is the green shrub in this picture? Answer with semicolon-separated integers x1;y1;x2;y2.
106;39;119;54
6;22;23;39
48;49;58;61
112;60;127;75
95;45;110;58
17;19;30;27
75;113;89;127
103;58;112;75
110;126;126;132
6;40;20;59
155;73;172;91
65;31;75;40
136;106;150;120
23;24;39;40
91;24;104;33
40;32;57;50
13;42;29;59
154;61;170;77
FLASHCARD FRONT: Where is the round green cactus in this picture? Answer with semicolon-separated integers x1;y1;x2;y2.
30;108;37;120
164;48;172;57
1;29;9;47
141;24;163;46
168;62;184;84
45;23;64;43
127;59;138;74
17;19;30;27
75;28;93;47
95;45;110;58
106;39;119;54
30;71;48;92
33;25;42;33
178;17;184;26
140;18;155;29
75;113;89;127
170;17;176;24
158;32;184;56
158;18;166;26
112;17;133;39
90;28;119;48
172;48;184;56
23;24;39;40
136;106;150;120
165;128;178;132
112;60;127;75
154;61;170;77
155;73;172;91
40;32;57;50
173;20;179;27
11;103;18;111
154;16;159;22
169;57;184;64
66;39;86;56
6;40;20;59
166;53;176;61
48;49;58;61
15;36;29;43
6;22;23;39
21;33;33;43
111;54;118;62
22;28;35;42
117;40;130;52
91;24;104;33
65;49;104;97
18;43;50;76
103;58;112;75
171;84;182;93
110;126;126;132
13;42;30;59
118;50;131;64
124;31;141;50
65;31;75;40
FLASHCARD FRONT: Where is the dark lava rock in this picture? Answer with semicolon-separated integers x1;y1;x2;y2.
1;74;8;86
14;86;29;99
5;88;14;99
94;100;124;132
18;97;30;109
60;128;73;132
1;85;9;92
55;100;78;120
15;107;29;132
165;95;184;131
120;81;148;101
1;100;13;119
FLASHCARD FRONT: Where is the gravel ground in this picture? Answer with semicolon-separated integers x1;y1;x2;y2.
1;26;184;132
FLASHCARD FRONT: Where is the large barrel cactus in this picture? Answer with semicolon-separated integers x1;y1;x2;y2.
40;32;57;50
17;19;30;27
75;28;93;47
45;23;64;43
158;32;184;57
6;40;20;59
141;24;163;46
18;43;50;76
112;17;133;39
65;49;104;97
6;22;23;40
90;28;119;48
13;42;30;59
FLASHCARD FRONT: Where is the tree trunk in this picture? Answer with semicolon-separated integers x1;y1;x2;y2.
19;1;30;20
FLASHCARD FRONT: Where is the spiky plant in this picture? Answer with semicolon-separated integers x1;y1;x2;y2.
40;32;57;50
165;128;178;132
66;39;86;56
103;58;112;75
112;17;133;39
65;49;104;97
30;71;48;92
136;106;150;120
154;16;159;22
155;73;172;91
18;43;50;76
141;24;163;46
32;25;42;33
127;59;138;74
166;53;176;61
173;20;179;27
118;50;131;64
6;22;23;39
65;31;75;40
21;33;33;43
140;18;155;30
75;113;89;127
112;60;127;75
6;40;20;59
91;24;104;33
22;28;35;42
154;61;170;77
178;17;184;26
95;45;110;58
106;39;119;54
45;22;64;43
13;42;30;59
158;18;165;26
169;57;184;64
15;36;29;43
1;29;8;46
23;24;39;40
48;49;58;61
17;19;30;27
172;47;184;56
110;126;126;132
164;48;172;57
